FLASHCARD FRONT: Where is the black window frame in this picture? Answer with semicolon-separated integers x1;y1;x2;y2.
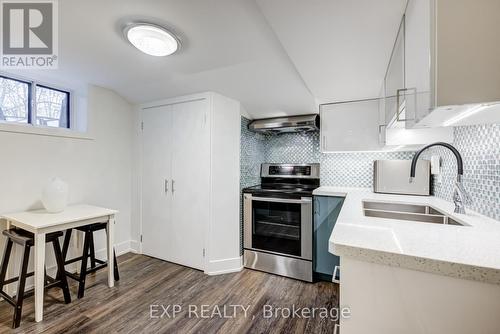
34;84;71;129
0;75;32;124
0;74;71;129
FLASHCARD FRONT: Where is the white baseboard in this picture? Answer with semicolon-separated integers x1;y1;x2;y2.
115;240;132;256
205;256;243;275
130;240;140;254
94;239;134;258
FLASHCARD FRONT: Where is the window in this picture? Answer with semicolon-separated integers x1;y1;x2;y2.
35;85;70;128
0;75;70;129
0;76;30;124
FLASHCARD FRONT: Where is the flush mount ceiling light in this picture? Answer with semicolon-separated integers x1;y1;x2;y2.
124;23;179;57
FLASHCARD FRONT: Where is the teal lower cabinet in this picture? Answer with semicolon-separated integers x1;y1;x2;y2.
313;196;344;282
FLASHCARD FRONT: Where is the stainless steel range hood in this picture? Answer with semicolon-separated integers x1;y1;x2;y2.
248;114;320;134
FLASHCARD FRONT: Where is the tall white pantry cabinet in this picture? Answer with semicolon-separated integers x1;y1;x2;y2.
139;92;242;275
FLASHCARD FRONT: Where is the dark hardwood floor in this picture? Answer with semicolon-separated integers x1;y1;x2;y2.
0;253;339;334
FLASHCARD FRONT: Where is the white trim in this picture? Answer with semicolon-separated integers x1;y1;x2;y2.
94;240;134;258
205;256;243;276
138;105;144;257
136;105;144;262
130;240;141;253
0;122;93;139
205;93;214;272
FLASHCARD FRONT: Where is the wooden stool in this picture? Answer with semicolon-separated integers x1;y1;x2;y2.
0;228;71;328
62;223;119;299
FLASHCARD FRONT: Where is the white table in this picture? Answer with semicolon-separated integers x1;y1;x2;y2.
0;204;117;322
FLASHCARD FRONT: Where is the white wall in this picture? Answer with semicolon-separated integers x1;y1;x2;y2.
206;93;242;274
0;85;135;271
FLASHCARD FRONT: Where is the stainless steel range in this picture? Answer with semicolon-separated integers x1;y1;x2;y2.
243;163;320;282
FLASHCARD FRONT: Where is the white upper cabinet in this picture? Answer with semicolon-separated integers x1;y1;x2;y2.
380;9;452;148
320;83;451;152
384;17;406;127
321;99;382;152
404;0;432;128
394;0;500;128
378;83;386;146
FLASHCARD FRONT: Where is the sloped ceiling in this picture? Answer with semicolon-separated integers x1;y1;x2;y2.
255;0;407;104
8;0;406;119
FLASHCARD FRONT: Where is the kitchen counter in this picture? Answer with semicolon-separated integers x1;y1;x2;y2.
313;186;500;285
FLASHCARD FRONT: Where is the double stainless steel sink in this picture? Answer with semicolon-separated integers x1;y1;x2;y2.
362;201;467;226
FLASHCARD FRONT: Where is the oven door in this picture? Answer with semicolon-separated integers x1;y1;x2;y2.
243;193;312;260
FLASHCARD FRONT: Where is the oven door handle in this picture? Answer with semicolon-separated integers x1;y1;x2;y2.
251;197;312;204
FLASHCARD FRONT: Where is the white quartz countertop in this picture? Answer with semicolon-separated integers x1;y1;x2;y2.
313;186;500;284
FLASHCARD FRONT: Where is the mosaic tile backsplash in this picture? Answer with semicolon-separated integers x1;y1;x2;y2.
241;117;500;221
421;123;500;221
241;116;415;189
240;117;266;190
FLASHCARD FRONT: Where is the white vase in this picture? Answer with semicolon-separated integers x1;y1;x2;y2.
41;177;69;213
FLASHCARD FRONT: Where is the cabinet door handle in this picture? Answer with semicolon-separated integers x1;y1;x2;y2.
171;180;175;193
396;88;407;122
164;179;169;193
378;124;386;144
396;88;416;122
332;265;340;284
